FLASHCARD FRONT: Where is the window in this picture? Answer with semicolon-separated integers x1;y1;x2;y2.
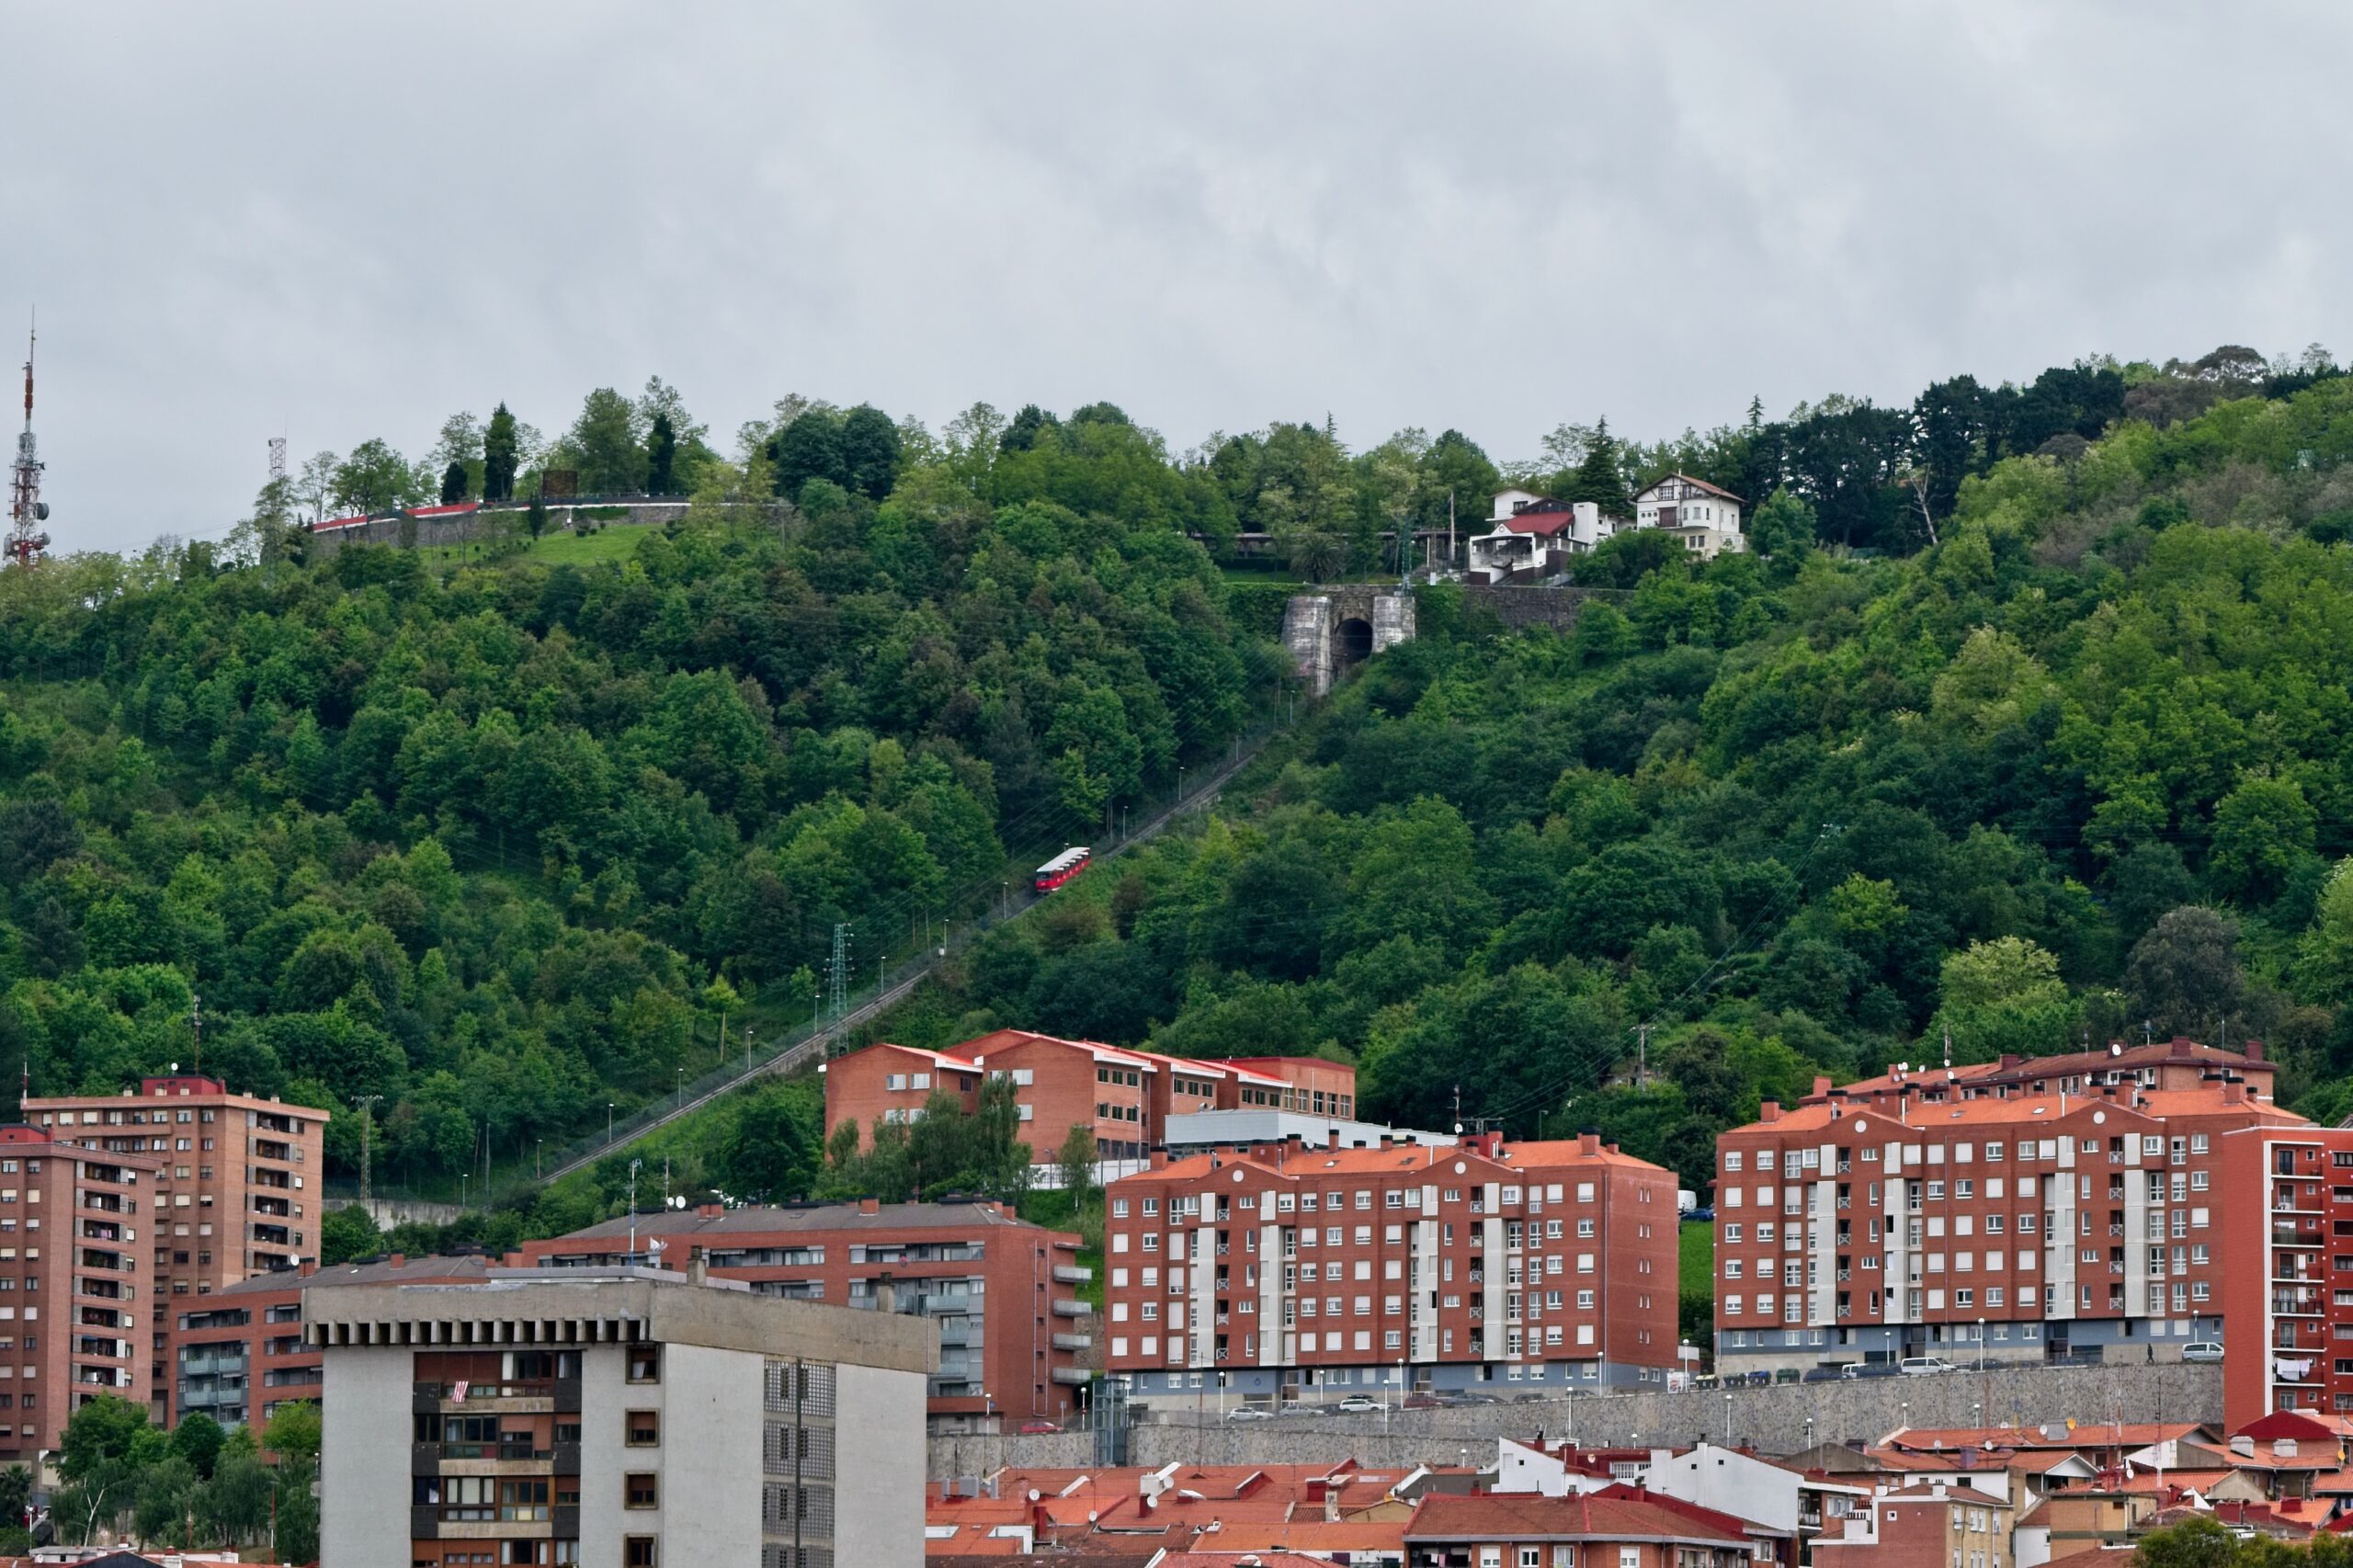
626;1410;658;1447
626;1473;658;1508
626;1346;661;1384
624;1540;656;1568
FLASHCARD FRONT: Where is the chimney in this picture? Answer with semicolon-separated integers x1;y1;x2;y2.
858;1197;881;1215
1579;1132;1600;1158
300;1259;319;1278
1760;1101;1781;1124
1812;1075;1832;1097
698;1201;724;1218
1328;1129;1340;1151
2223;1082;2245;1107
389;1253;405;1268
2246;1038;2266;1063
1150;1145;1168;1171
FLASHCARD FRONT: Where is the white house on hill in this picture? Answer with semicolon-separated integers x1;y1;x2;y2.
1633;474;1746;559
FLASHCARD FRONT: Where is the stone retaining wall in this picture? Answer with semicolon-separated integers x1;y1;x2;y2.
926;1362;2216;1479
1462;584;1589;631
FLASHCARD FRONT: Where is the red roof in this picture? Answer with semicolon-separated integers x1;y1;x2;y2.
1407;1486;1751;1545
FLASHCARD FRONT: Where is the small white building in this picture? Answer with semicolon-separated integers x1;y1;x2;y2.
1468;494;1620;582
1633;474;1746;559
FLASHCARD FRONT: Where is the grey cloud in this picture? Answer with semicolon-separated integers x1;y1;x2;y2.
11;1;2348;550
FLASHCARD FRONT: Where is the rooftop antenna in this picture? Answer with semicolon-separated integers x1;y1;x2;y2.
6;314;51;570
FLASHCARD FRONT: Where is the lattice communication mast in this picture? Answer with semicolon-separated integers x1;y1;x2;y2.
6;324;50;570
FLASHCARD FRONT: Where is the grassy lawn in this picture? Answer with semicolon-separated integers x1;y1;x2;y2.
420;523;657;571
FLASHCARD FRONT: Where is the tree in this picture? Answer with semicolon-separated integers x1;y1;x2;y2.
263;1400;324;1468
527;489;550;540
719;1081;818;1202
771;410;846;499
320;1201;382;1265
295;449;339;520
2133;1517;2244;1568
331;438;415;513
1746;488;1816;558
0;1465;28;1531
1561;415;1629;513
1928;937;2078;1062
568;387;645;494
2125;907;2246;1041
56;1394;158;1483
439;460;469;505
483;403;521;502
645;412;679;494
2210;772;2319;905
275;1457;321;1563
1056;1123;1098;1204
169;1410;225;1479
839;403;903;500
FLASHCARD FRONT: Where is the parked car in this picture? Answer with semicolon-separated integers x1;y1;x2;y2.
1512;1392;1552;1403
1455;1393;1500;1405
1682;1206;1715;1222
1404;1393;1444;1409
1018;1420;1061;1433
1802;1367;1847;1383
1899;1357;1959;1376
1841;1361;1898;1380
2182;1342;2225;1364
1336;1394;1382;1414
1225;1405;1272;1422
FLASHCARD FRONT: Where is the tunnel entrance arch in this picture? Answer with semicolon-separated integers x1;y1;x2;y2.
1281;587;1415;697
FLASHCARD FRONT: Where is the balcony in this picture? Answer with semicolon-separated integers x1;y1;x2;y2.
1051;1299;1088;1318
1051;1332;1091;1351
1052;1264;1092;1284
1050;1367;1093;1386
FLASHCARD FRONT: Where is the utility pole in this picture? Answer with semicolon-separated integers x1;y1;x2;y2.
826;925;852;1026
190;993;203;1076
1635;1024;1648;1086
351;1093;382;1206
627;1158;642;1263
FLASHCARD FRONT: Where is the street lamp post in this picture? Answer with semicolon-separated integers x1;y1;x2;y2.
1977;1316;1986;1372
1723;1393;1733;1448
536;1139;543;1179
608;1102;616;1145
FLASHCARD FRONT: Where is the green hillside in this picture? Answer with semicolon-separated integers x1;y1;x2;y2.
12;356;2353;1256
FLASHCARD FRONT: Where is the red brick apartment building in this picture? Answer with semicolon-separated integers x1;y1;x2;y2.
1711;1040;2294;1374
2218;1122;2353;1430
1810;1479;2015;1568
23;1074;329;1416
0;1123;162;1470
173;1253;494;1431
824;1030;1358;1164
1103;1131;1679;1403
517;1197;1091;1430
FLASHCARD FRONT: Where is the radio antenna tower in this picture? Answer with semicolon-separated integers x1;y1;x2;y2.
267;436;288;484
6;317;51;571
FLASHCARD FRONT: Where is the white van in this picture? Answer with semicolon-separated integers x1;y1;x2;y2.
1899;1357;1958;1376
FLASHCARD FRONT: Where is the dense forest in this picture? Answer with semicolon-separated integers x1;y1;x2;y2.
6;345;2353;1246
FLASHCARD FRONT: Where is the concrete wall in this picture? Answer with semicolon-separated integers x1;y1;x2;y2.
665;1343;764;1568
925;1362;2217;1479
321;1346;415;1568
580;1345;628;1567
837;1364;929;1567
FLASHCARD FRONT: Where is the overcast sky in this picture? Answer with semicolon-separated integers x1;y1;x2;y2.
12;2;2350;551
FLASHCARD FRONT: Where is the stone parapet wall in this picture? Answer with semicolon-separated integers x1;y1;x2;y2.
926;1361;2216;1479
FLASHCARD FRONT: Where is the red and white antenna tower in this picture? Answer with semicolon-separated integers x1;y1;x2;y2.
6;317;51;570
